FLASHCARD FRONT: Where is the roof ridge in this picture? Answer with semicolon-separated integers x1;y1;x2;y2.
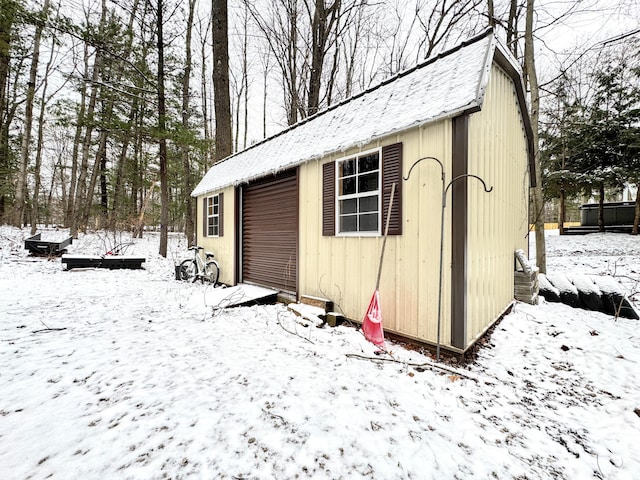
215;28;495;167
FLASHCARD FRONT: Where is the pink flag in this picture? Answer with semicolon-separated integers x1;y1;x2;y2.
362;290;385;347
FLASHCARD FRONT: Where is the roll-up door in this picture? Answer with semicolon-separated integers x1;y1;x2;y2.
241;169;298;293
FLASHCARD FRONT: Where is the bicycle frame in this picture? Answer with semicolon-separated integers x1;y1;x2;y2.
179;246;220;284
192;249;207;274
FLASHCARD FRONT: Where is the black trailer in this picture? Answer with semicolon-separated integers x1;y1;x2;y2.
24;233;73;256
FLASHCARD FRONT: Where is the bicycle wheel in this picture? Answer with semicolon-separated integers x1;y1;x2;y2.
179;259;197;282
204;260;220;285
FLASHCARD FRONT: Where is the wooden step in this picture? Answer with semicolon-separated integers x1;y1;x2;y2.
300;295;333;311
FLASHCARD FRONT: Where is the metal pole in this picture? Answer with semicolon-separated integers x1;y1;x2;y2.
439;174;493;361
405;158;492;363
436;188;446;361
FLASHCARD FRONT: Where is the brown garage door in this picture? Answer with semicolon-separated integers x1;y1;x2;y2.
241;169;298;293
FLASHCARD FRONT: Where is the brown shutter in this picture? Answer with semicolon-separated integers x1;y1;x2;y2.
218;192;224;237
382;142;402;235
202;196;208;238
322;161;335;236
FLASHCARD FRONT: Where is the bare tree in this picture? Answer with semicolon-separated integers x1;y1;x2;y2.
31;24;69;234
524;0;546;273
212;0;232;161
70;1;107;238
487;0;495;27
378;1;421;76
414;0;484;59
158;0;169;257
14;0;51;227
196;9;214;165
506;0;520;57
0;0;19;221
245;0;304;126
258;41;273;139
64;39;85;231
182;0;197;246
306;0;341;115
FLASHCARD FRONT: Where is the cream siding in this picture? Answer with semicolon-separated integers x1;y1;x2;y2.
299;122;455;347
196;186;236;286
466;63;530;346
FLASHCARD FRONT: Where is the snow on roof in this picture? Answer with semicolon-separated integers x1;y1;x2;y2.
192;29;498;197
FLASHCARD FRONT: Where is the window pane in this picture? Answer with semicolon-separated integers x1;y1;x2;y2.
213;196;219;206
340;215;357;232
358;153;378;173
359;195;378;213
339;159;356;177
359;213;378;231
358;172;378;193
208;200;213;215
340;177;356;195
213;204;218;215
340;198;357;214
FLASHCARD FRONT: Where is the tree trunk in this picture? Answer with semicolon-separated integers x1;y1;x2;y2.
65;44;90;231
132;104;146;224
598;181;605;232
307;0;340;114
0;0;17;221
199;14;213;168
262;54;269;139
110;0;145;230
47;156;65;227
72;38;103;236
242;2;249;150
182;0;196;246
558;188;565;235
158;0;169;257
99;138;108;224
212;0;232;162
110;102;137;229
81;129;108;229
288;3;298;125
506;0;518;57
308;0;328;115
14;0;50;227
487;0;495;27
233;72;242;153
632;184;640;235
30;43;55;235
525;0;546;273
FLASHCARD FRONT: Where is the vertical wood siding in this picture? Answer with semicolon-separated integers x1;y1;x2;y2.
465;63;530;346
299;123;453;347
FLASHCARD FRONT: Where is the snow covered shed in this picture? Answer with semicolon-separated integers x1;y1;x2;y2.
191;29;534;354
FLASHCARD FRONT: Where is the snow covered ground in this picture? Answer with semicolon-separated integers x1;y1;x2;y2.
1;226;638;480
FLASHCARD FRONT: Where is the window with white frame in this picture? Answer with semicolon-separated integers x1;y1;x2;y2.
206;194;220;236
336;149;381;234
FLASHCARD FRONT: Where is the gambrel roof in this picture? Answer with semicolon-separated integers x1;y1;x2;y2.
192;28;533;197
